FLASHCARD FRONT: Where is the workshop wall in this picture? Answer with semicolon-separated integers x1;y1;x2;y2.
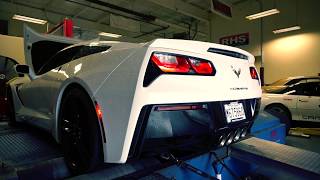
210;0;320;84
0;34;24;64
0;11;47;37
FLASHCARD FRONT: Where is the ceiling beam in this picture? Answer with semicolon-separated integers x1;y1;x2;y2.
154;18;207;37
96;12;110;24
73;7;89;18
1;0;208;39
148;0;210;23
66;0;207;37
43;0;54;10
0;0;157;41
84;0;156;21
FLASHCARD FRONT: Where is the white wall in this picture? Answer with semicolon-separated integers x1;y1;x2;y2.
210;0;320;84
0;34;24;64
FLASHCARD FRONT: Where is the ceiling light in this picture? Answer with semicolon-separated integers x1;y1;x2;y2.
246;9;280;20
273;26;301;34
12;14;47;25
98;32;122;38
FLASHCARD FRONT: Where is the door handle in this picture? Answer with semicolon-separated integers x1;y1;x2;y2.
299;99;308;102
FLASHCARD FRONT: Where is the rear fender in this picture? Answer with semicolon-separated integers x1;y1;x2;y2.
52;77;96;143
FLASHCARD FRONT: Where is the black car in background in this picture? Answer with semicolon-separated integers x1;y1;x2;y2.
0;56;19;120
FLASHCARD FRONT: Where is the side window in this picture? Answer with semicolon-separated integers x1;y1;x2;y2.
311;82;320;97
73;45;110;60
37;46;82;75
292;82;319;96
307;79;320;83
37;45;110;75
285;79;301;85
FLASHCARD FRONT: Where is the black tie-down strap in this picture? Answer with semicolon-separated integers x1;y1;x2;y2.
164;154;219;180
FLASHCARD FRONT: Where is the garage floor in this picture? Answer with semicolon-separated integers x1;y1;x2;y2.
0;121;70;179
0;119;319;179
286;136;320;154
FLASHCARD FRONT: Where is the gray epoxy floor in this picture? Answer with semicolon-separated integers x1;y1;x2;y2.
286;135;320;154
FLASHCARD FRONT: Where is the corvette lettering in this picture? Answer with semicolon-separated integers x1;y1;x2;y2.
230;87;248;91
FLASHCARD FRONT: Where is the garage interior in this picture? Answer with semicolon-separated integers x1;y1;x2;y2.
0;0;319;179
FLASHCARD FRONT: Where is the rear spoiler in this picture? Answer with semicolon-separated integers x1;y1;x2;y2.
147;39;254;63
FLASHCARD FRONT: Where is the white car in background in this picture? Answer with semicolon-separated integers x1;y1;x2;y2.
8;26;261;174
263;76;320;92
261;78;320;130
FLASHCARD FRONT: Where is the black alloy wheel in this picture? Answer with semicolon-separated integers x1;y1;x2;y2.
60;88;103;174
266;105;291;134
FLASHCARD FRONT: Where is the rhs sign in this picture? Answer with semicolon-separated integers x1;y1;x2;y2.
219;33;249;47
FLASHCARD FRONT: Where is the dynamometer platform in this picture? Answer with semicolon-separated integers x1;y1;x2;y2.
0;112;319;179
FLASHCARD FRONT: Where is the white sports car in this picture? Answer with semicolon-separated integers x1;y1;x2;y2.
8;26;261;174
262;76;320;92
261;79;320;129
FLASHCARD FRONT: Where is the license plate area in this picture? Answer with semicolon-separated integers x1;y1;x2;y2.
224;101;246;123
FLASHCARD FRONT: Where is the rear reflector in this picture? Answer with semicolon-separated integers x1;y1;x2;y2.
155;104;205;111
151;52;215;75
95;103;103;120
250;67;258;80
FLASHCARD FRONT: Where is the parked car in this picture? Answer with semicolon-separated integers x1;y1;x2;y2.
0;55;19;120
261;79;320;131
8;26;261;174
263;76;320;92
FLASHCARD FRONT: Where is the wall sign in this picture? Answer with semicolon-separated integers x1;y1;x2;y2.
210;0;232;19
219;33;249;47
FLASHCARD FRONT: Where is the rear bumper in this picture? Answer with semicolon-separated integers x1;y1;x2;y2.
128;98;261;159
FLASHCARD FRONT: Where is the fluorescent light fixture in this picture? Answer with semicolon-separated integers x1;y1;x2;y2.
98;32;122;38
273;26;301;34
12;14;47;25
246;9;280;20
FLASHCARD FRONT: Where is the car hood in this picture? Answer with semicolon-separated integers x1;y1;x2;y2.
262;85;287;93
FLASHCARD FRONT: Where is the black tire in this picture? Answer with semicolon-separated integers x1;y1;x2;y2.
59;88;103;174
265;104;291;134
7;86;17;126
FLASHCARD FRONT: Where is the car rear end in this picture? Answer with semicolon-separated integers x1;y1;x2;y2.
125;39;261;160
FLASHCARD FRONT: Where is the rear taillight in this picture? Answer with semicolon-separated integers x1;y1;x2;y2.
150;52;215;75
151;53;190;73
250;67;258;80
189;58;213;75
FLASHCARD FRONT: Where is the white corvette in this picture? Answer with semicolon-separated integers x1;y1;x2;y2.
8;26;261;174
261;79;320;128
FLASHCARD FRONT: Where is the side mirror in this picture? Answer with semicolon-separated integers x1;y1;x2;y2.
15;65;30;74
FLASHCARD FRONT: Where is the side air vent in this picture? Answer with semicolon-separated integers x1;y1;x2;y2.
207;48;248;60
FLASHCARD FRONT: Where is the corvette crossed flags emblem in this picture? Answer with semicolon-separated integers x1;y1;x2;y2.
231;66;241;78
